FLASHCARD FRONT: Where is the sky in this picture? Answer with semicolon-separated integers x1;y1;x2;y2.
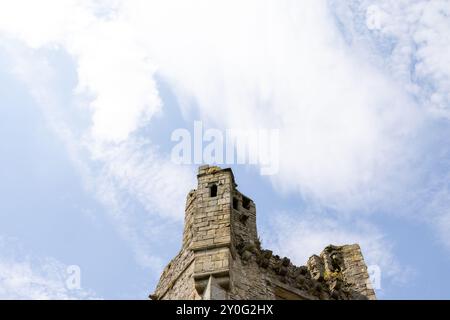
0;0;449;299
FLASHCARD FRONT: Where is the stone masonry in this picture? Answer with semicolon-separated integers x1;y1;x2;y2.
150;165;376;300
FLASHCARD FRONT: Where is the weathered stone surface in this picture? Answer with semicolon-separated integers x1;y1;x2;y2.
150;165;376;300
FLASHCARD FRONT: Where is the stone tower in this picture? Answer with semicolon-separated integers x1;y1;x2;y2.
150;165;376;300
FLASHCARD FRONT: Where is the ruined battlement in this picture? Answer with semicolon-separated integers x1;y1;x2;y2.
150;165;376;300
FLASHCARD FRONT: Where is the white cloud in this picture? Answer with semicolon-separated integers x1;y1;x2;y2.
1;40;194;270
0;237;97;300
115;0;424;210
332;0;450;118
0;0;160;143
71;19;161;143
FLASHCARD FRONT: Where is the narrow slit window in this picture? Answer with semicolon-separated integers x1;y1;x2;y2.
210;184;218;197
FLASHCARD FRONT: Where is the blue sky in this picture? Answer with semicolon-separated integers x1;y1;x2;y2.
0;0;449;299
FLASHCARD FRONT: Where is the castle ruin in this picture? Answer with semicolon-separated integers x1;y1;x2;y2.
150;165;376;300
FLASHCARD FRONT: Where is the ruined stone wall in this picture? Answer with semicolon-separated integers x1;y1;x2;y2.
151;165;376;300
150;187;199;300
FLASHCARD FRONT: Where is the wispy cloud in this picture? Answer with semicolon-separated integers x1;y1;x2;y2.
0;236;97;300
328;0;450;247
334;0;450;119
1;40;194;270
